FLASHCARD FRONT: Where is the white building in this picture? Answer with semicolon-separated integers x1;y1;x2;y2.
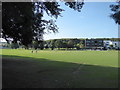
103;40;120;49
0;38;13;49
0;38;7;49
112;41;120;49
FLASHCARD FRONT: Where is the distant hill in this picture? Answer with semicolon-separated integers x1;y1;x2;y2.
45;38;120;41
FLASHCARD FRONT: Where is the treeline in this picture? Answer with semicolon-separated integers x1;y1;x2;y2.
6;38;85;50
96;38;120;41
5;38;120;50
44;38;85;50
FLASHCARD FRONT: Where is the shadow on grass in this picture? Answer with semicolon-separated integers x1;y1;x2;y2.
2;55;118;88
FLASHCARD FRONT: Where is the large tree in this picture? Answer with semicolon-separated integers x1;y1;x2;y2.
110;1;120;25
2;2;34;46
2;1;84;47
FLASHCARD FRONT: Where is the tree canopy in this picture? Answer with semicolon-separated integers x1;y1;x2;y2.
2;1;84;47
110;1;120;25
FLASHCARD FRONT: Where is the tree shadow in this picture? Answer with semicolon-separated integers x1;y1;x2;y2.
2;55;118;88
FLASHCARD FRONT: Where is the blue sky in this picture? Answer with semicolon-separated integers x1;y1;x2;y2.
43;2;118;40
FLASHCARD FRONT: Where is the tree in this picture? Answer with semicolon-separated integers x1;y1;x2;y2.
79;41;84;49
74;41;84;50
75;43;80;50
54;40;63;49
44;44;49;49
2;1;84;47
110;44;114;49
38;40;44;50
2;2;34;47
32;40;39;50
110;1;120;24
50;40;56;50
62;41;68;49
67;40;74;49
11;41;19;49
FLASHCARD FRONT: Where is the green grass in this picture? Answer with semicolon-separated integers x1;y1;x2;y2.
1;49;118;67
1;49;119;88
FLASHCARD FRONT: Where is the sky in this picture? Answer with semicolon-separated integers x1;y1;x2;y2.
43;2;118;40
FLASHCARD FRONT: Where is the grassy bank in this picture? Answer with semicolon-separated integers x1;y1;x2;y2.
1;49;118;88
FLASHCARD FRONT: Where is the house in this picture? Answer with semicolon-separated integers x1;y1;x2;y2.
103;40;120;50
0;38;7;49
0;38;13;49
112;41;120;49
103;40;112;49
85;39;104;49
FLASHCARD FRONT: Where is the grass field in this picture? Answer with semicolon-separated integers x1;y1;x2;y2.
1;49;119;88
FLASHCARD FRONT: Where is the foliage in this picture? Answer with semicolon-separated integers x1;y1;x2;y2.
32;40;39;50
49;40;56;50
110;1;120;24
75;43;80;50
11;42;19;49
38;41;44;50
67;40;74;48
2;2;84;47
2;2;34;46
45;38;86;50
54;40;63;49
109;44;113;49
